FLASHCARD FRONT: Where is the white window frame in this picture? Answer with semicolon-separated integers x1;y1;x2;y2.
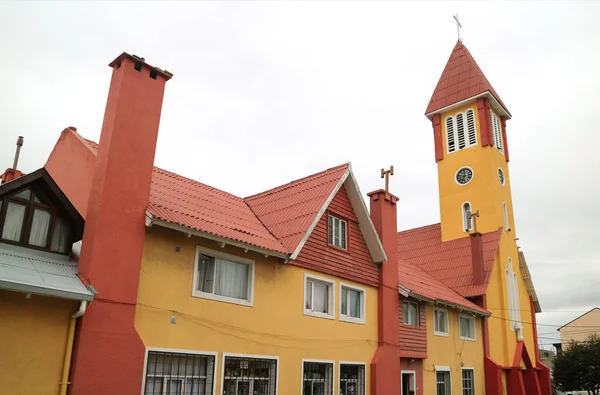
402;300;419;326
461;368;475;395
433;307;449;337
304;273;335;319
339;361;367;395
462;201;472;232
401;370;416;395
339;282;366;324
140;347;218;395
192;245;255;307
221;353;279;395
301;359;335;395
328;214;348;250
435;366;452;395
445;109;477;154
459;314;476;341
503;202;510;231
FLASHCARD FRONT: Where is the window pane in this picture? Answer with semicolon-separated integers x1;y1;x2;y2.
328;216;333;245
2;202;26;242
349;289;361;318
214;259;249;300
167;379;183;395
303;362;333;395
341;220;347;249
224;356;277;395
340;364;365;395
402;302;409;324
29;209;51;247
51;216;70;253
197;254;215;293
306;280;313;310
341;287;347;315
13;189;31;200
313;282;328;313
144;351;215;395
460;317;470;337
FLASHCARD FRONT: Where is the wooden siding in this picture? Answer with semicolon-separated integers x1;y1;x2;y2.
399;297;427;356
291;185;379;287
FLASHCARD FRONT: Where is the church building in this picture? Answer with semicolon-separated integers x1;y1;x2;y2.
393;40;552;395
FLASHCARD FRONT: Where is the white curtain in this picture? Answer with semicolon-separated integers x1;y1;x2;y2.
29;209;51;247
349;289;361;318
2;202;26;242
51;216;69;253
341;288;347;314
197;255;215;293
313;282;328;313
215;259;248;299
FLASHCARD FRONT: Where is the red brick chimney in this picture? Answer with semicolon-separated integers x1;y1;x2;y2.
69;53;172;395
367;188;401;395
470;232;485;285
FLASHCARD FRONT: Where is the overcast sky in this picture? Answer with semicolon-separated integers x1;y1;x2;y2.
1;1;599;345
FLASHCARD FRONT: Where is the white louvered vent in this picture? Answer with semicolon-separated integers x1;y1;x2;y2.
466;109;476;145
445;109;477;154
446;117;455;153
456;113;466;149
491;112;503;153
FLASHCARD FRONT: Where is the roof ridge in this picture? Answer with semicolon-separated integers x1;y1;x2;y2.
245;163;349;200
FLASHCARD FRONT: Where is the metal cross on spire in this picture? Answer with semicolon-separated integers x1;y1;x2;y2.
380;166;394;192
453;13;462;42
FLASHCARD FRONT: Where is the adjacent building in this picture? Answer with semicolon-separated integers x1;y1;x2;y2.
558;307;600;350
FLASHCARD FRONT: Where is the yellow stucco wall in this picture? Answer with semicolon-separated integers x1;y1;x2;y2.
438;103;516;242
135;226;378;394
0;289;76;395
422;304;485;395
486;231;537;367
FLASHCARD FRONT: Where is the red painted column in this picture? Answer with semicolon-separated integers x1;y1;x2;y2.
69;53;172;395
477;98;492;147
368;189;401;395
501;117;510;162
432;114;443;162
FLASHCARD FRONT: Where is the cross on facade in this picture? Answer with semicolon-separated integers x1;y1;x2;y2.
380;166;394;192
453;13;462;42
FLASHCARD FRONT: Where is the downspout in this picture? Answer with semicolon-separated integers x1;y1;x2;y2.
59;300;87;395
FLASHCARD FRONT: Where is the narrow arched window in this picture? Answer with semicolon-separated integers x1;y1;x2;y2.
490;112;504;153
503;202;509;231
466;109;476;145
456;113;466;149
462;202;472;232
446;116;455;153
506;258;521;331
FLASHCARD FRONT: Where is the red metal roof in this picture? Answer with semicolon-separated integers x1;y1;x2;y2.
245;164;349;253
398;258;488;315
397;223;502;297
81;135;350;256
425;41;510;116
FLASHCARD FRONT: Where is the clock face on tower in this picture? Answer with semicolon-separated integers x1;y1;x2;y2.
455;167;473;185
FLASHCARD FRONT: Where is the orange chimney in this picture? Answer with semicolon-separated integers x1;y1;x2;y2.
367;188;401;395
69;53;172;395
470;232;485;285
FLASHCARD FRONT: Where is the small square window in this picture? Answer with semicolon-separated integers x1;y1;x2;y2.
340;283;366;324
402;301;419;326
304;275;334;319
436;369;451;395
328;215;347;249
303;361;333;395
340;364;366;395
462;368;475;395
193;247;254;306
459;314;476;341
433;308;449;336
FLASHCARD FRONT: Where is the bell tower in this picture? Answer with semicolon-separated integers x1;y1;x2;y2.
426;41;515;242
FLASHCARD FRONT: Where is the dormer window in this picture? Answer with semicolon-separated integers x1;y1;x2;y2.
328;214;347;249
0;188;71;254
446;109;477;153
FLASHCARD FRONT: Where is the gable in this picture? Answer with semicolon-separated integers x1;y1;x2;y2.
292;185;378;287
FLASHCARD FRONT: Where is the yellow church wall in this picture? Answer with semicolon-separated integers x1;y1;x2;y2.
135;225;378;394
486;231;537;367
0;289;77;395
438;102;516;242
421;304;485;395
